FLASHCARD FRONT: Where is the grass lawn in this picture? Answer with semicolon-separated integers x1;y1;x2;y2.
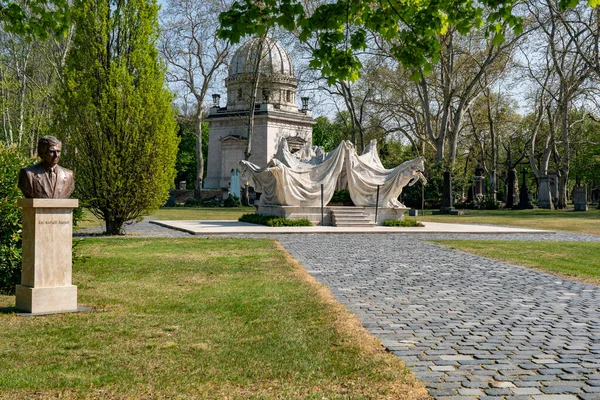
0;238;426;399
418;208;600;235
74;206;255;232
431;240;600;284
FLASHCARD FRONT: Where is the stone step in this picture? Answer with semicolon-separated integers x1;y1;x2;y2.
331;208;376;227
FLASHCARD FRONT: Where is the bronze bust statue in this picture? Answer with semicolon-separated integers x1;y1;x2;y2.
18;136;75;199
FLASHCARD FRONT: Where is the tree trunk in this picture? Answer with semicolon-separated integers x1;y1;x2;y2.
194;113;203;199
105;218;125;235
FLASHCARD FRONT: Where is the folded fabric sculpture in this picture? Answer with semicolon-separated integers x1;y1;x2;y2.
240;138;426;207
346;140;427;208
240;140;347;206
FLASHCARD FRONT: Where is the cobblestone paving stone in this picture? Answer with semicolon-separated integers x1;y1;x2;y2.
277;233;600;400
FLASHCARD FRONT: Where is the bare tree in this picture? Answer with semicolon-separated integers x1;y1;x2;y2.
523;0;591;208
160;0;231;197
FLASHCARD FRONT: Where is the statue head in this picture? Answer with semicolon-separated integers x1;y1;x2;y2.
38;136;62;169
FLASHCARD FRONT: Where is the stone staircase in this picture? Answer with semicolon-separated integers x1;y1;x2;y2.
330;207;376;227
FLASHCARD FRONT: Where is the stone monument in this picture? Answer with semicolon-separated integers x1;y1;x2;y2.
537;175;553;209
16;136;79;314
591;187;600;207
572;185;588;211
513;168;534;209
505;168;517;208
474;165;485;199
434;171;458;215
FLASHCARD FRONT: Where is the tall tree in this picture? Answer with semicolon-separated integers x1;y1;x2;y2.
159;0;231;197
523;0;591;208
59;0;179;234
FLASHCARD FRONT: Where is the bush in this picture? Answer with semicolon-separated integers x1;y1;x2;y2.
383;218;424;227
223;194;241;207
201;198;221;208
239;213;312;227
456;194;502;210
330;189;352;203
184;197;202;207
0;145;29;294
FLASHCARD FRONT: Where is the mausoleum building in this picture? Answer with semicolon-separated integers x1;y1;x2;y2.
204;36;313;192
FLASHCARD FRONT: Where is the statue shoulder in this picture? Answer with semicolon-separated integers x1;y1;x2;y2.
57;165;74;176
21;163;44;175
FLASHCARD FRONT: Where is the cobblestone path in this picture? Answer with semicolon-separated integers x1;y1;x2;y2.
278;233;600;400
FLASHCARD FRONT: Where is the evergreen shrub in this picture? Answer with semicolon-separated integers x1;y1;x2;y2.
224;195;241;207
383;218;424;227
239;213;312;226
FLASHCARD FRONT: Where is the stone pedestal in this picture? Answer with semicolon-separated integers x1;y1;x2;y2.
15;198;79;314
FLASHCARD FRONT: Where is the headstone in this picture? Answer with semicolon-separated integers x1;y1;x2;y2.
466;180;474;203
230;169;241;199
537;175;553;209
572;185;588;211
489;169;497;201
16;199;79;314
474;166;485;199
513;169;534;209
591;187;600;206
434;171;458;215
409;208;418;217
179;181;186;190
506;169;517;208
165;189;176;207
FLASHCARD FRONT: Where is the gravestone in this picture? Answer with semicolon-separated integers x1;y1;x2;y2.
572;185;588;211
466;180;474;203
506;169;517;208
513;169;534;209
474;165;485;199
434;171;459;215
591;187;600;207
230;169;241;199
537;175;553;209
179;181;186;190
489;169;497;200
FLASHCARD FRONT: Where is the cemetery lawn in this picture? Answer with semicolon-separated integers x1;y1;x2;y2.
431;240;600;284
74;206;255;231
419;208;600;235
0;238;427;400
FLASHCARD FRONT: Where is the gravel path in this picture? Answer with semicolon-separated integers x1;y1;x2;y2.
76;221;600;399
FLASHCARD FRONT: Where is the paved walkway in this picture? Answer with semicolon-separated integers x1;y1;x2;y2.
76;221;600;399
279;233;600;400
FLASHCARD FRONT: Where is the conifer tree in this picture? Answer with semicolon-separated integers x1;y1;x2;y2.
59;0;178;234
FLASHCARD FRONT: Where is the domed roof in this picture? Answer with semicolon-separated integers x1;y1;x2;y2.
229;36;294;77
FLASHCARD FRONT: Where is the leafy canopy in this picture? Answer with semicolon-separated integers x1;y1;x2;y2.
218;0;523;83
0;0;70;39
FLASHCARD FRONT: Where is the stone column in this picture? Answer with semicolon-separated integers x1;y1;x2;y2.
506;169;516;208
537;175;553;209
474;166;485;199
15;198;79;314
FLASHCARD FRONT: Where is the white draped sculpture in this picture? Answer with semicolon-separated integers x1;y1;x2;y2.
240;138;426;208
